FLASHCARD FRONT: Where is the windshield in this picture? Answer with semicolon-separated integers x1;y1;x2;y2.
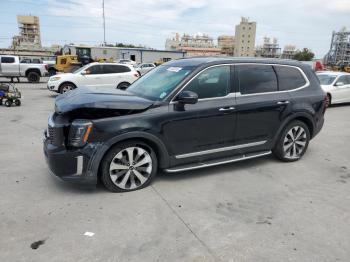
317;74;337;85
73;64;91;74
127;65;195;100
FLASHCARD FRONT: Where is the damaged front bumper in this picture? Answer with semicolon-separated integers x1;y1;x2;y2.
43;129;99;186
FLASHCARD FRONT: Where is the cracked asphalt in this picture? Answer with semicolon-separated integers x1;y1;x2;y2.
0;78;349;262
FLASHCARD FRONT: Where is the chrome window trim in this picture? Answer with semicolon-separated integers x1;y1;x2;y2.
235;63;310;97
169;63;310;103
175;140;267;159
169;64;233;104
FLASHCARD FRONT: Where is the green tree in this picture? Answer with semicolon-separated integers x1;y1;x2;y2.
293;48;315;61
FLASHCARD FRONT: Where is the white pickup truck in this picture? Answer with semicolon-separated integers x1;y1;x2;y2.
0;55;48;83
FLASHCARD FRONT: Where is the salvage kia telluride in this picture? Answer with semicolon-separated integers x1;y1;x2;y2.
43;57;326;192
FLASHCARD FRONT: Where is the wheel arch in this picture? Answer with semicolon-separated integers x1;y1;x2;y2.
25;68;41;77
58;81;77;93
272;113;315;146
89;131;170;179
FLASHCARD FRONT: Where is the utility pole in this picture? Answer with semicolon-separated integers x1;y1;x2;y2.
102;0;106;46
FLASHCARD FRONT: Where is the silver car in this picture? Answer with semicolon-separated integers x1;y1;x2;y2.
135;63;156;76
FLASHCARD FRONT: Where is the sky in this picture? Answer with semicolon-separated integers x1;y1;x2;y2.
0;0;349;58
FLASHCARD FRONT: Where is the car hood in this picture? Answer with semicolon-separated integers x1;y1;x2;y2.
55;86;154;114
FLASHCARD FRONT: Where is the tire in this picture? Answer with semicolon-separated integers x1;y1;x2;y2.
0;99;2;106
100;140;158;192
59;82;76;94
117;82;131;90
4;100;12;107
27;71;40;83
137;71;141;76
15;99;21;106
326;93;331;107
272;120;310;162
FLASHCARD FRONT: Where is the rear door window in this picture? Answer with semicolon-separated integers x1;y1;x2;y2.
274;66;306;91
236;65;278;94
102;65;131;74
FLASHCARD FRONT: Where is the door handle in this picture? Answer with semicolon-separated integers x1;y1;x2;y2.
277;101;290;105
219;106;235;112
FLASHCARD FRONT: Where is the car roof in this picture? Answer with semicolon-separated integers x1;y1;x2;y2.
89;62;133;67
164;57;308;68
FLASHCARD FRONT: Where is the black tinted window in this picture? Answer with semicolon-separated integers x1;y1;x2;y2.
237;65;277;94
1;57;15;63
184;65;230;99
87;65;102;74
274;66;306;91
102;65;131;74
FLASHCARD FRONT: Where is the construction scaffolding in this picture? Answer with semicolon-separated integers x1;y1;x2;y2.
325;28;350;66
255;37;281;58
12;15;42;49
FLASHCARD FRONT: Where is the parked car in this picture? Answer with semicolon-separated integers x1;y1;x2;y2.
44;57;326;192
134;63;156;76
117;59;137;66
316;71;350;106
47;62;139;94
0;55;48;82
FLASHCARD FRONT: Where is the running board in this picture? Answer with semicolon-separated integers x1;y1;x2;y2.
165;151;272;173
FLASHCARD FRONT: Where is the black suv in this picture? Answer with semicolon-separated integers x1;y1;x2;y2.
43;57;326;192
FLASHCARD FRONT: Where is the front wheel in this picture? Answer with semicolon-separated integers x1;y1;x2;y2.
100;141;158;192
4;100;12;107
273;120;310;162
59;83;76;94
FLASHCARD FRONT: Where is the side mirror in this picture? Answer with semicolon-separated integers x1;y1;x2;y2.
335;82;344;87
175;91;198;105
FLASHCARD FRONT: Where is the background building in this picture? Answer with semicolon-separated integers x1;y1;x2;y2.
255;37;281;58
325;27;350;66
165;33;215;50
63;44;186;64
281;45;297;59
234;17;256;57
218;35;235;55
12;15;41;49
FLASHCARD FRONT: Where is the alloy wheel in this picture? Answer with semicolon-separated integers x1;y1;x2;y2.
283;126;307;159
109;147;152;190
62;85;74;93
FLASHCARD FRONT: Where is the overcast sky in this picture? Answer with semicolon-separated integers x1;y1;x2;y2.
1;0;349;57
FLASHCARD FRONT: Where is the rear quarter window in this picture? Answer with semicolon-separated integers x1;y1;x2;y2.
274;66;307;91
1;57;15;63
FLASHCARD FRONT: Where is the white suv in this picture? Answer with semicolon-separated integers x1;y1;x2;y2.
47;63;139;94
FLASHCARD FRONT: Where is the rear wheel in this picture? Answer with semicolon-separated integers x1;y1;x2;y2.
59;82;76;94
273;120;310;162
4;100;12;107
117;82;130;90
15;99;21;106
27;71;40;83
100;141;158;192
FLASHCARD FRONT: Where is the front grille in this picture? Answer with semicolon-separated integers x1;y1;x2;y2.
47;125;64;146
48;125;55;143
